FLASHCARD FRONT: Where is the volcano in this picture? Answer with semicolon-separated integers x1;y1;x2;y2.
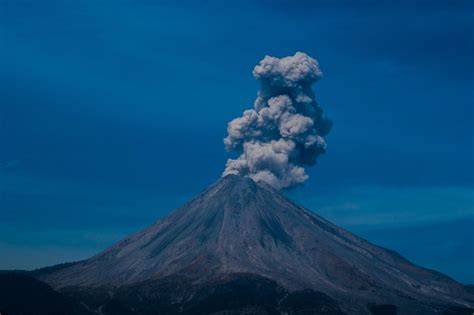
36;175;473;314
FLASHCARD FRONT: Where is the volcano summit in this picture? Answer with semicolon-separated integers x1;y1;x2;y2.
32;175;473;315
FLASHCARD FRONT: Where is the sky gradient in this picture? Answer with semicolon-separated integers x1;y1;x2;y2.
1;0;473;283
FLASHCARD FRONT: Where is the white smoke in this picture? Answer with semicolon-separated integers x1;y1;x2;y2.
223;52;332;189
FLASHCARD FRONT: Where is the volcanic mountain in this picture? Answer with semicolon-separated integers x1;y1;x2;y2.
37;175;473;314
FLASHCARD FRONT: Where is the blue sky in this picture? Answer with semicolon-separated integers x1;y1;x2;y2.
1;0;473;282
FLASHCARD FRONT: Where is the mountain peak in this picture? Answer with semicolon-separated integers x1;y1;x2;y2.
218;174;280;192
220;173;254;183
214;174;259;193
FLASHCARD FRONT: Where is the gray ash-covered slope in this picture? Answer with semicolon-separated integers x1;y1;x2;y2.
39;175;473;314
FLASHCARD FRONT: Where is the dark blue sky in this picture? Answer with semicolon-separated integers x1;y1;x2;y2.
1;0;473;282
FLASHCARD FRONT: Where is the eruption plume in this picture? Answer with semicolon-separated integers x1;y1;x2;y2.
223;52;332;189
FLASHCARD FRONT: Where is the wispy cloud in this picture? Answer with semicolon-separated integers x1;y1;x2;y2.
289;185;474;228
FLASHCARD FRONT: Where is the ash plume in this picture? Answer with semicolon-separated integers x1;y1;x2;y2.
223;52;332;189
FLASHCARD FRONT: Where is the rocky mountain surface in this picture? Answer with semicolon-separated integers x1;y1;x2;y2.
33;175;474;314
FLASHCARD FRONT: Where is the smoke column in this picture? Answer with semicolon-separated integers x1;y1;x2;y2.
223;52;332;189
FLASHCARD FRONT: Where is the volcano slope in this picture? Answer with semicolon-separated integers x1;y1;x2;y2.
37;175;474;314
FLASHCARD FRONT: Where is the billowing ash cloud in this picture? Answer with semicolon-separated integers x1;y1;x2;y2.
223;52;332;189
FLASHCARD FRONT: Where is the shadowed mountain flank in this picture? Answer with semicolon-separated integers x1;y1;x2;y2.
0;273;93;315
